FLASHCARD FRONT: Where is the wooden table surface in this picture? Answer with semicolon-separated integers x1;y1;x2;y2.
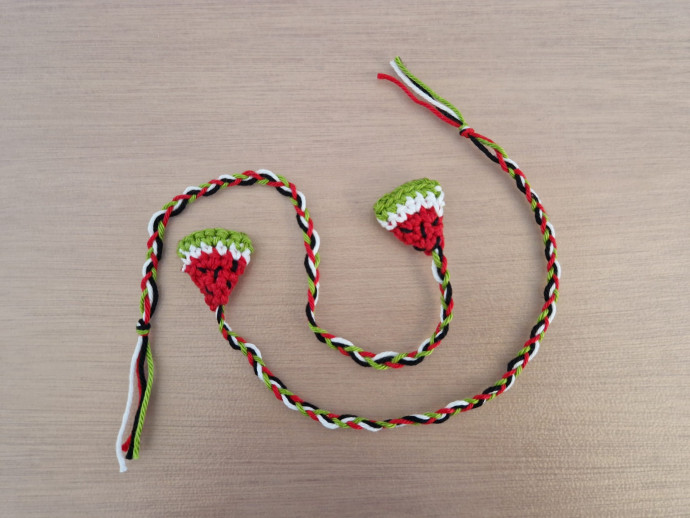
2;2;688;516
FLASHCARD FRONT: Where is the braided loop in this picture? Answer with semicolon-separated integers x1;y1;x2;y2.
116;169;455;468
146;170;453;370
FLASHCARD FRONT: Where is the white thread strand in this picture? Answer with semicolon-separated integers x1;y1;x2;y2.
431;259;444;284
389;60;461;122
115;336;144;472
446;399;470;409
256;169;279;182
546;221;556;238
147;210;166;237
141;259;152;277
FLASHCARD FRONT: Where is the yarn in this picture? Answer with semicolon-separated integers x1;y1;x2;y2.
115;58;560;472
177;229;253;310
374;178;445;253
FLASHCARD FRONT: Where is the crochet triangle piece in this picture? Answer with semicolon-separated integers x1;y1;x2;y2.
374;178;445;254
177;228;253;310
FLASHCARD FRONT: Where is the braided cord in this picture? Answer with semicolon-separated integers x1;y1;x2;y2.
116;169;455;470
116;58;560;471
202;62;560;431
218;305;469;430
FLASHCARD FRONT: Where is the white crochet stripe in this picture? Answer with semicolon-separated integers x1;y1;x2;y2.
377;185;445;231
179;240;251;272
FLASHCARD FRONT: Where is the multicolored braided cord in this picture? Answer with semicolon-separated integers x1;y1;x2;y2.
115;58;560;472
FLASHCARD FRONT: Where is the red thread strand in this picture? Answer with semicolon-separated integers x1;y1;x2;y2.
377;74;461;128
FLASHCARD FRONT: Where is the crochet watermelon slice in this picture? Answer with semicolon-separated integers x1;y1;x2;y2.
177;228;254;311
374;178;445;254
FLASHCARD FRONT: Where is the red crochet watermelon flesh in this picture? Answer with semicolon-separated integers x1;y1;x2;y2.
184;250;248;310
391;205;444;253
177;229;253;311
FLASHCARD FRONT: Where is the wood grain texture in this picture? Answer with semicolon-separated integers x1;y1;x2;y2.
1;1;688;516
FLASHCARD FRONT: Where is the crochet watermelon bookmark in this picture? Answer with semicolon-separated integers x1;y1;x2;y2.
177;229;253;311
116;58;561;473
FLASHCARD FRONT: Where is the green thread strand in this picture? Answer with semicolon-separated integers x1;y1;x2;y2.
132;344;154;459
394;57;464;123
